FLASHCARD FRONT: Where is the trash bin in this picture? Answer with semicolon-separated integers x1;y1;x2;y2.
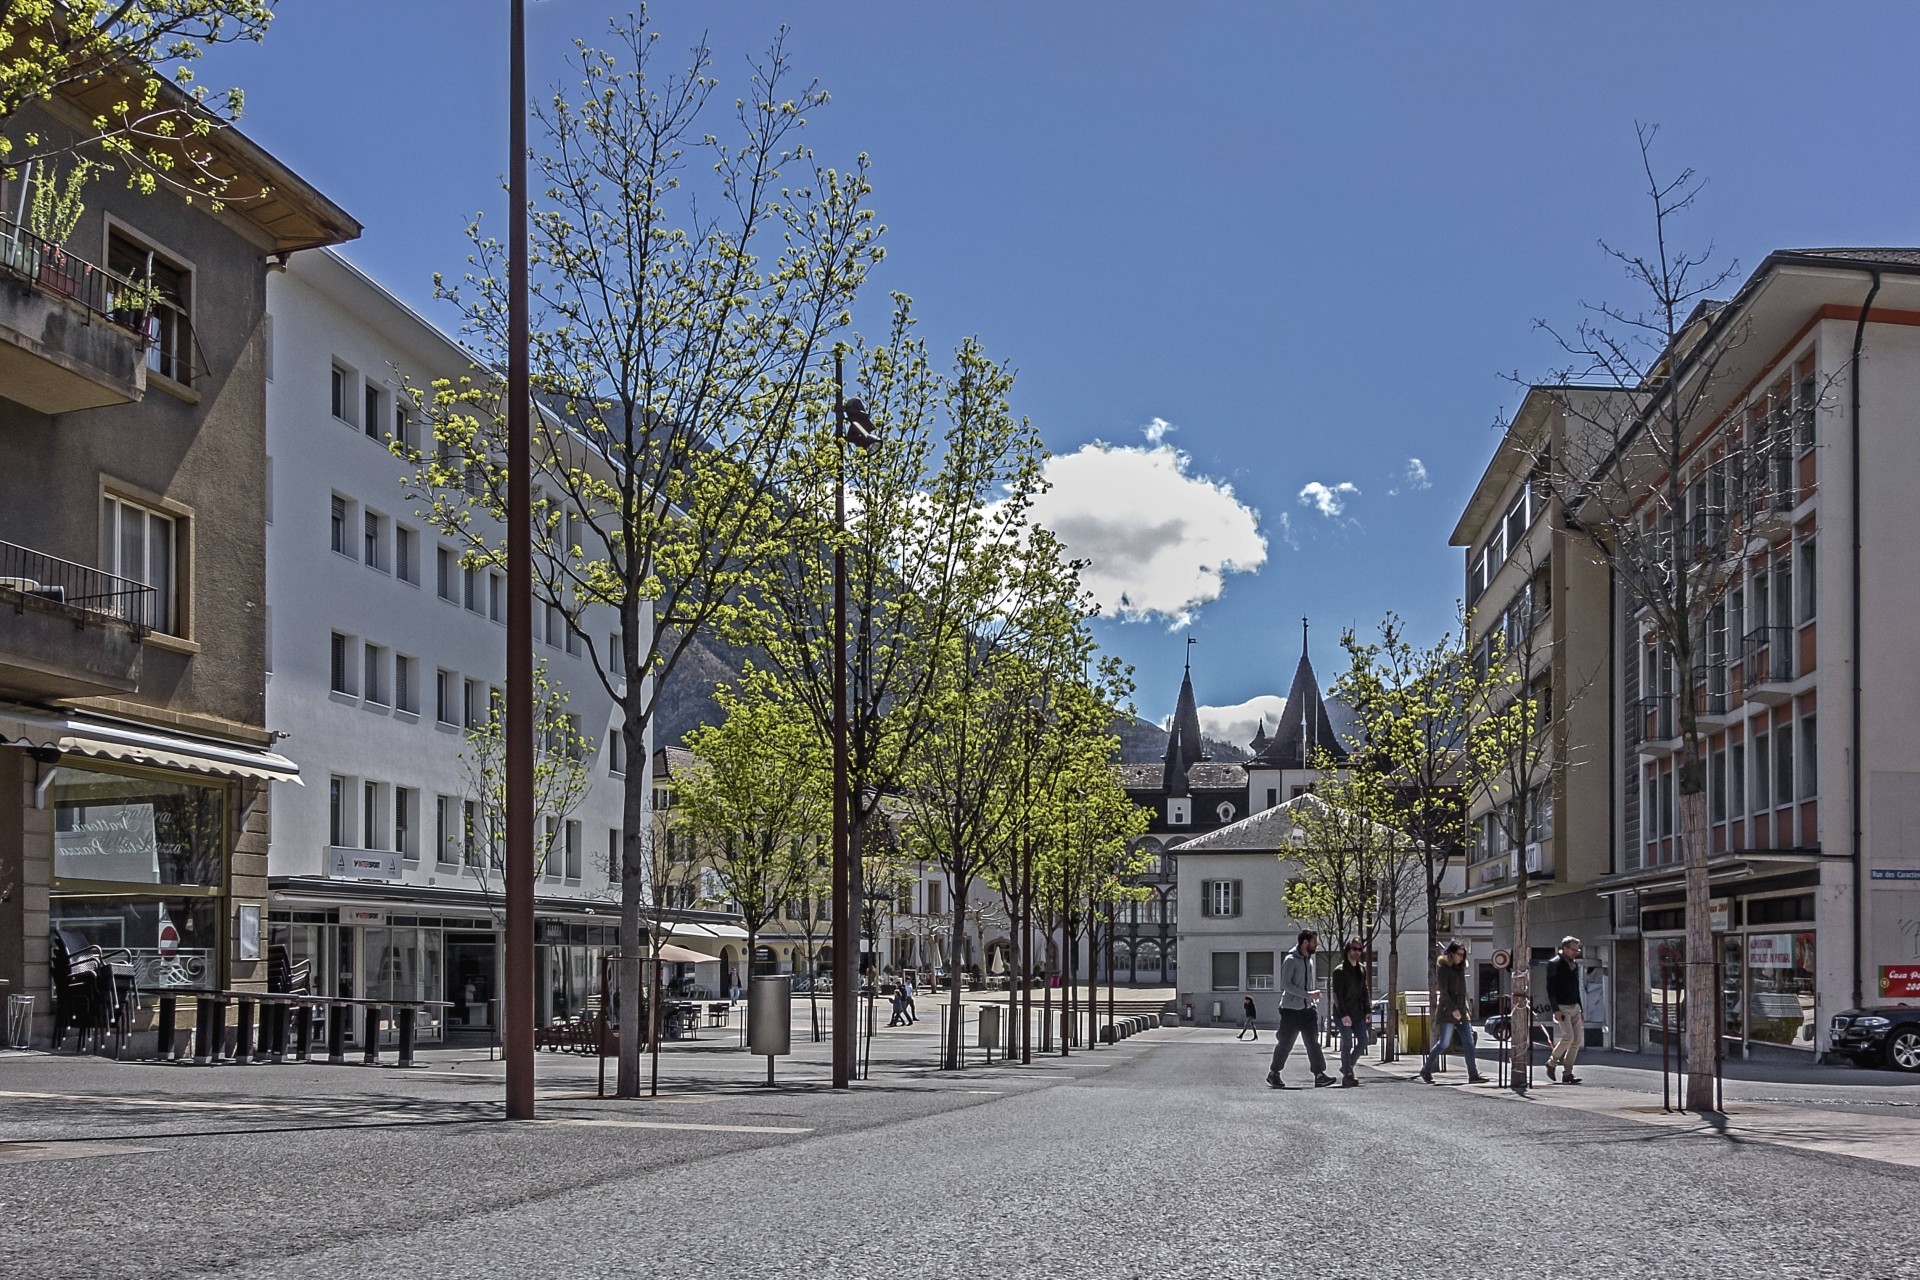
978;1004;1001;1051
6;994;33;1049
1397;991;1433;1056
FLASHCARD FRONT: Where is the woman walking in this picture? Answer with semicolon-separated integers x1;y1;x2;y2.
1236;993;1259;1040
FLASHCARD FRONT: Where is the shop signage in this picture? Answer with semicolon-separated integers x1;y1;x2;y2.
326;847;403;882
343;908;385;926
539;921;567;944
1880;967;1920;999
1709;900;1731;933
55;801;160;883
1748;932;1793;969
157;905;180;959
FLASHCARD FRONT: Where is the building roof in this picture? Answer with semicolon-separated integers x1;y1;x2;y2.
1174;793;1321;852
1118;762;1249;793
1247;628;1349;770
1774;247;1920;269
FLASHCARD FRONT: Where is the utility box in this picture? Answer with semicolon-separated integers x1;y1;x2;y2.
979;1004;1001;1051
1397;991;1433;1055
749;975;792;1057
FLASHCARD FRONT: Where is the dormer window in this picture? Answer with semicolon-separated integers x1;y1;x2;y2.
1168;798;1191;826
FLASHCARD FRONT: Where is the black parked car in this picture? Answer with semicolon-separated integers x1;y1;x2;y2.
1829;1005;1920;1072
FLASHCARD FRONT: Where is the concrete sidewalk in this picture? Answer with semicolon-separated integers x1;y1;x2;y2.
1364;1042;1920;1171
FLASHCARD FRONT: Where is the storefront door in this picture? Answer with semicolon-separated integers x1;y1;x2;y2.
447;933;497;1036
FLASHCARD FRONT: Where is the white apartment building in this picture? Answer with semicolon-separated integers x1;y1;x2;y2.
263;250;632;1044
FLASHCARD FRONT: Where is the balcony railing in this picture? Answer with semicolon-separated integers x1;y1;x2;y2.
1742;625;1794;685
0;538;157;631
1692;662;1731;717
1636;694;1678;744
0;216;153;339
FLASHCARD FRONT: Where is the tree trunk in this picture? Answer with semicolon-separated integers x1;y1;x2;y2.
945;880;968;1070
1680;755;1717;1110
616;774;646;1097
743;924;757;1050
1511;867;1532;1091
1386;938;1400;1062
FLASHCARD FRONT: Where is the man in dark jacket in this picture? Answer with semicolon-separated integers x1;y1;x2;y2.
1544;936;1584;1083
1418;941;1487;1084
1329;938;1371;1088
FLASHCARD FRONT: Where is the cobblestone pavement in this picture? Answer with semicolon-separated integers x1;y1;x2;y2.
4;1022;1918;1278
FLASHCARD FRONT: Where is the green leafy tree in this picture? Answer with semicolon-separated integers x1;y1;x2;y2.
398;12;881;1097
1;1;272;206
674;675;828;1022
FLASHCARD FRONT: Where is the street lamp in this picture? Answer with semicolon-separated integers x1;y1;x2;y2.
832;351;875;1090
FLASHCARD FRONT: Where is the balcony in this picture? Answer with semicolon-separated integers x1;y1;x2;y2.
1635;694;1681;759
0;538;152;699
1743;625;1795;706
1692;663;1737;730
0;217;149;414
1745;456;1796;545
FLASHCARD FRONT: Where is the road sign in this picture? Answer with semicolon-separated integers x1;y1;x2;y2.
1490;948;1511;970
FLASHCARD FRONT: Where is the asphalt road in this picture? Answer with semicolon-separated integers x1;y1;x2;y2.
5;1030;1920;1278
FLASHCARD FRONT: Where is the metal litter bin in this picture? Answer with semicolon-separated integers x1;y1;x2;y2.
1397;992;1433;1056
978;1004;1001;1051
6;994;33;1049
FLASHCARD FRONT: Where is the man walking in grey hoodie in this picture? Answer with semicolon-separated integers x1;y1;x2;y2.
1267;929;1336;1089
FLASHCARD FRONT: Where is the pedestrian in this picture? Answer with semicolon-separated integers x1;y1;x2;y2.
1330;938;1370;1087
902;975;918;1024
887;984;908;1027
1236;994;1258;1040
1267;929;1337;1089
1545;935;1584;1083
1418;940;1488;1085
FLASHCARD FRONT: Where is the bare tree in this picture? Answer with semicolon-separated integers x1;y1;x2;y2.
1520;126;1821;1109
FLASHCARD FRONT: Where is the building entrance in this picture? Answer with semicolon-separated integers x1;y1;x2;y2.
448;933;497;1039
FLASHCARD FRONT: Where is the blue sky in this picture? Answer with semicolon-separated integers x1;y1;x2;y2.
205;1;1920;738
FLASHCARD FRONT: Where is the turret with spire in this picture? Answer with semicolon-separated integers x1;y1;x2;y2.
1248;618;1347;772
1162;638;1207;794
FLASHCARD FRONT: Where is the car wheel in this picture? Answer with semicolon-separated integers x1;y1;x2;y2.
1884;1026;1920;1073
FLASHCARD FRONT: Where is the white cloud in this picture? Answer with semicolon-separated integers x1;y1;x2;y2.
1029;422;1266;629
1194;695;1289;749
1404;457;1431;491
1276;511;1300;550
1298;480;1359;519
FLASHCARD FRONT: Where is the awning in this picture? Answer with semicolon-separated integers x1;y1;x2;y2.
668;921;749;940
655;943;710;965
0;707;301;784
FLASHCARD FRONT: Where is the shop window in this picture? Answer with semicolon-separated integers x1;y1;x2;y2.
101;491;179;633
53;765;226;888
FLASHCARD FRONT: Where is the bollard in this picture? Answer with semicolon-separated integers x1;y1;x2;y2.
193;998;214;1066
271;1004;288;1064
326;1004;346;1064
362;1007;381;1065
397;1007;417;1068
257;999;274;1060
157;996;177;1061
235;1000;256;1065
295;1006;314;1062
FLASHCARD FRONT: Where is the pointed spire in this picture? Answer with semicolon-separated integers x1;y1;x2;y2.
1251;623;1347;771
1162;649;1206;792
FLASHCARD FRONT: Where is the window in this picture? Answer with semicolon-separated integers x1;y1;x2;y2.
465;679;485;729
1797;538;1817;624
565;820;582;879
436;796;458;864
364;511;386;570
607;727;627;777
363;781;383;850
566;621;581;658
1710;750;1727;824
1167;797;1190;826
362;643;387;706
1245;951;1276;991
927;881;943;917
364;384;384;441
546;602;564;649
329;776;348;847
436;546;456;602
436;669;457;725
1202;879;1243;918
1752;732;1771;813
108;233;191;384
1775;723;1795;809
463;800;481;867
489;572;504;623
395;787;417;859
395;526;418;585
1730;742;1747;819
330;495;351;557
394;403;417;454
1774;557;1794;632
1211;951;1240;992
464;565;482;614
1800;714;1819;799
330;363;354;424
330;633;355;696
542;818;560;879
100;493;178;633
609;828;622;873
394;655;418;714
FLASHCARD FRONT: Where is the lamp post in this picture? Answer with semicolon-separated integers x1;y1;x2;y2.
503;0;535;1122
831;350;875;1090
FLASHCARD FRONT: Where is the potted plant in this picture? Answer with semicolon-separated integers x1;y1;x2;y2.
26;159;95;299
108;272;164;340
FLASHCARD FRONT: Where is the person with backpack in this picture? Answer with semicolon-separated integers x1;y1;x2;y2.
1236;994;1259;1040
1330;938;1371;1087
1544;936;1584;1083
1418;940;1488;1085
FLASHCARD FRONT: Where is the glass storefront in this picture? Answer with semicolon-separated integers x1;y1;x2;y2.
1641;892;1817;1053
50;765;229;988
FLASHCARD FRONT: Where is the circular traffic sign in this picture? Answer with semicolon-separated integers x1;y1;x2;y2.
1490;948;1511;970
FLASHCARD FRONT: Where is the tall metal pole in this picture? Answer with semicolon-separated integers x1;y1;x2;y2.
503;0;535;1121
831;351;853;1089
